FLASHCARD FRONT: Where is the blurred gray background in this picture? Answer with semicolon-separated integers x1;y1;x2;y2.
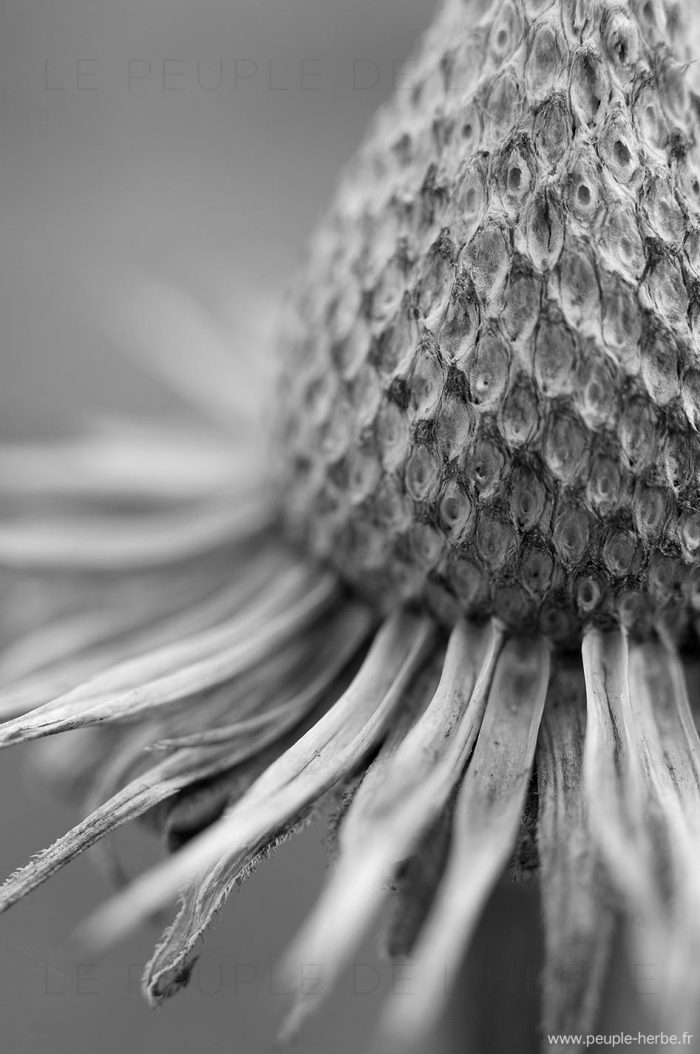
0;0;440;433
0;2;566;1052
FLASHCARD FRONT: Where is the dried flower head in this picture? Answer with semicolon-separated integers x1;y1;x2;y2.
3;0;700;1049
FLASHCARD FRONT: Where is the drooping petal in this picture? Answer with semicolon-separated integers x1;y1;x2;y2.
141;613;436;1005
581;629;659;906
280;618;503;1037
0;547;292;717
0;490;272;571
154;606;372;752
0;424;258;505
76;611;436;956
582;629;700;1034
0;567;338;743
377;634;550;1048
627;640;700;1030
536;657;614;1039
0;603;370;911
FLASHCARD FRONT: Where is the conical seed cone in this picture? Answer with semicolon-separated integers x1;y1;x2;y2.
279;0;700;645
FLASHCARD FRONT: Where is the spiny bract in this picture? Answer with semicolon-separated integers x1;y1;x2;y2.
280;0;700;645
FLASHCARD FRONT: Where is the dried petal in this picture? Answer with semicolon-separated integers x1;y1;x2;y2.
0;568;337;743
0;494;272;571
582;629;700;1031
76;613;436;951
0;605;371;912
536;659;614;1036
280;619;502;1036
378;635;550;1046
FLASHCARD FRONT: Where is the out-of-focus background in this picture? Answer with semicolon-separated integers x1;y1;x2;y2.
0;3;623;1052
1;0;441;436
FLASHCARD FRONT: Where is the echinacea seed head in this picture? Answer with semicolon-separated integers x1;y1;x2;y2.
277;0;700;644
10;4;700;1049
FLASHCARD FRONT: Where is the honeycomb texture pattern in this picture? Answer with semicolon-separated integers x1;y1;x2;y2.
277;0;700;644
